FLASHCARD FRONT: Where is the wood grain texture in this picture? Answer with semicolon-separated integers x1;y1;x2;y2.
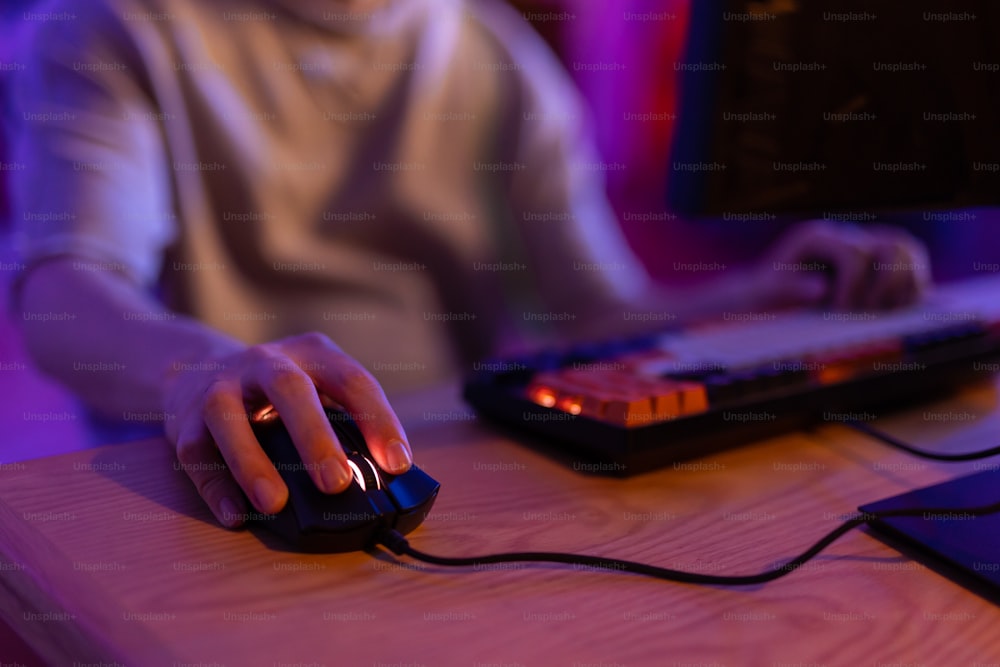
2;381;1000;667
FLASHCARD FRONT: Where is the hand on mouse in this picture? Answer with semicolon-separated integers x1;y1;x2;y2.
749;220;932;311
162;332;413;528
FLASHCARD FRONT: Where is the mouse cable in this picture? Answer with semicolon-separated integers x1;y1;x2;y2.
844;419;1000;461
378;500;1000;586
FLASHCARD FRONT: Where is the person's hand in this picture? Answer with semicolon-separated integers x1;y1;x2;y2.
751;220;932;310
162;332;413;528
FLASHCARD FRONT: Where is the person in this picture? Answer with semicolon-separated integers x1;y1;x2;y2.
7;0;930;529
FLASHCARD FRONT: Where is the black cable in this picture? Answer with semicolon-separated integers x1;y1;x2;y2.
845;419;1000;461
378;500;1000;586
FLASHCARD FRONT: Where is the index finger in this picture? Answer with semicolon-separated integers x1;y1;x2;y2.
248;351;354;495
285;334;413;475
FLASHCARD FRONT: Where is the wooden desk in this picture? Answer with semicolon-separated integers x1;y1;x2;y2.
2;381;1000;667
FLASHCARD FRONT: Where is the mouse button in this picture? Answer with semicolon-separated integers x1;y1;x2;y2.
382;466;440;514
366;486;397;522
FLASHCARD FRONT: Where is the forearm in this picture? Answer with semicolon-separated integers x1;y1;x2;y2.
15;257;243;417
583;217;933;335
639;270;763;322
556;268;759;343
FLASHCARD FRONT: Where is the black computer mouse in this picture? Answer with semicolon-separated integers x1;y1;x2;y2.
248;408;439;553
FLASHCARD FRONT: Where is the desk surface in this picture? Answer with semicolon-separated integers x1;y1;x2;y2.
2;381;1000;667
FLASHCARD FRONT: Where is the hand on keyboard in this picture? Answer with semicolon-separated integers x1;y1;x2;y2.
754;220;931;311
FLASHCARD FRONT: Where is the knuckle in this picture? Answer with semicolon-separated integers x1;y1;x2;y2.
244;344;280;366
295;331;334;349
201;381;232;413
194;472;232;505
340;365;381;395
289;331;344;356
265;365;313;396
843;240;870;262
803;219;838;240
905;240;930;263
806;219;833;232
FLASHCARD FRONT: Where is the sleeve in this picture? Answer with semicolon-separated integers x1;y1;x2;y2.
8;2;176;289
479;1;655;319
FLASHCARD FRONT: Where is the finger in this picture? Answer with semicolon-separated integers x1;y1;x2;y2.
769;221;869;309
315;359;412;474
287;334;413;475
201;379;289;515
248;350;353;495
867;240;913;309
791;235;870;310
174;426;249;529
871;227;932;306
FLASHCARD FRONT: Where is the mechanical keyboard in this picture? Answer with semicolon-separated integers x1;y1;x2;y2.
463;276;1000;474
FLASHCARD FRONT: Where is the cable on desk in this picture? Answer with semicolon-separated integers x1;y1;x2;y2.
378;500;1000;585
844;419;1000;461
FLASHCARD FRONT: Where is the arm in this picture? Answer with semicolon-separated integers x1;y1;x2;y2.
633;219;932;321
16;259;238;417
9;4;410;528
16;258;413;527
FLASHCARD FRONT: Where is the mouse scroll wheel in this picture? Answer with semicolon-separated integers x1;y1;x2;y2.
346;454;382;492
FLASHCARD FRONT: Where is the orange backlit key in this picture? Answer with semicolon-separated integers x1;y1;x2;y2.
526;381;560;408
555;393;584;416
677;382;709;414
572;382;655;426
812;339;906;384
528;369;708;425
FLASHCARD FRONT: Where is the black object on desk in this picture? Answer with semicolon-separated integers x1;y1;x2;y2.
862;469;1000;598
465;285;1000;474
250;408;440;553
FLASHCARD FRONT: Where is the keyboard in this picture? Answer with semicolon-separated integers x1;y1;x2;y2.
463;276;1000;474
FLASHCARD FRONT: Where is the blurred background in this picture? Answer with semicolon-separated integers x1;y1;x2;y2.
507;0;1000;283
